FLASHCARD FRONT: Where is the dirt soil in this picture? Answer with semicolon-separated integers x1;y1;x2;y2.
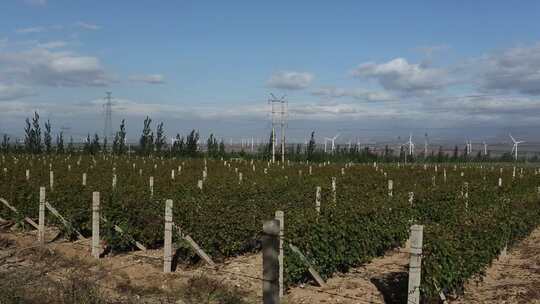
452;227;540;304
2;221;540;304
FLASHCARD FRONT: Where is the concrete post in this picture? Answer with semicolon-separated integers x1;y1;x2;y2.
408;192;414;206
49;171;54;191
407;225;424;304
331;177;336;204
443;168;447;183
275;211;284;298
92;192;100;258
163;199;173;273
262;219;280;304
38;187;46;245
315;186;321;214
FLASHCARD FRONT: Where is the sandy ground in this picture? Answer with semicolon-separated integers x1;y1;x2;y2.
452;228;540;304
2;221;540;303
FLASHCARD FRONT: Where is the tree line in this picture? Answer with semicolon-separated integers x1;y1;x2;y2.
0;111;534;162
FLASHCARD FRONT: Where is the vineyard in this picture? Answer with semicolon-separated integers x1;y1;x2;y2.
1;154;540;302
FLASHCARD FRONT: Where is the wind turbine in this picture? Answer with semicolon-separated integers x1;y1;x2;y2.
483;141;488;156
329;133;340;153
509;134;525;161
424;133;428;157
406;133;415;156
464;139;472;156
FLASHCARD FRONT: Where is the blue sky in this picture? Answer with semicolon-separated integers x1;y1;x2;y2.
1;0;540;144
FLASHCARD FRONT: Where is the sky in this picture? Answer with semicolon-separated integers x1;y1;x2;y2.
1;0;540;145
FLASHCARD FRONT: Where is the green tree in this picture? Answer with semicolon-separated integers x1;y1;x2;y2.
113;119;127;155
306;131;316;161
452;145;459;160
56;132;64;154
155;122;166;154
44;119;52;153
1;134;10;153
171;133;184;156
139;116;154;155
24;112;42;154
91;133;100;154
32;112;42;154
207;133;218;157
219;139;225;156
67;136;75;154
185;129;199;156
102;136;108;153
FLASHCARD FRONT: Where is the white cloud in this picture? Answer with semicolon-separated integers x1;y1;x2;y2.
76;22;101;31
311;86;395;102
477;43;540;95
0;84;35;101
0;47;111;87
266;71;314;90
36;41;67;49
128;74;165;84
428;94;540;116
351;58;450;95
16;26;46;34
15;25;63;34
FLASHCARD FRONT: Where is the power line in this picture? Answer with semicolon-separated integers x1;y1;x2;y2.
103;92;113;145
268;94;287;163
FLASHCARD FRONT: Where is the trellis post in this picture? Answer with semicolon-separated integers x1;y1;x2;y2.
92;192;100;258
164;199;173;273
262;219;280;304
49;171;54;191
38;187;46;245
315;186;321;214
331;177;336;204
407;225;424;304
275;211;284;298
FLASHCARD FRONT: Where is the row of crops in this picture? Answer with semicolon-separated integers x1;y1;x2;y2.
1;154;540;301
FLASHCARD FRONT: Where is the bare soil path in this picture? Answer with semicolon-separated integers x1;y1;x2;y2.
2;221;540;304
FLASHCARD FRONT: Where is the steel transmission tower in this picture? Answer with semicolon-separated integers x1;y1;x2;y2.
103;92;113;145
268;94;287;163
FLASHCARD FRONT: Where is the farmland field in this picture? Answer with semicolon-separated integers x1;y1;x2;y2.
1;154;540;302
